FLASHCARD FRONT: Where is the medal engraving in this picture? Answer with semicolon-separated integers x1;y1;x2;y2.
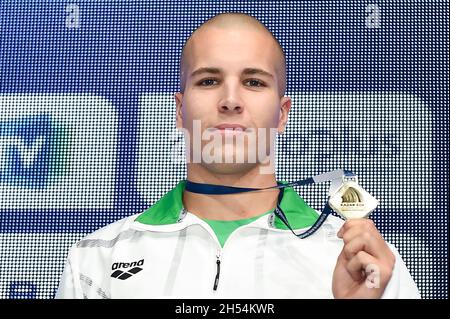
328;176;379;219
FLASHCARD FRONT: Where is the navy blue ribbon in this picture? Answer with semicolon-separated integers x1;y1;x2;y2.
185;177;315;195
185;170;353;238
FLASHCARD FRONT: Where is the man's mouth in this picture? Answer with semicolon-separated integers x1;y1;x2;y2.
213;123;248;132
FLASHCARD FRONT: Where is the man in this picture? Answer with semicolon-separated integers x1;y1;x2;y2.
56;12;420;298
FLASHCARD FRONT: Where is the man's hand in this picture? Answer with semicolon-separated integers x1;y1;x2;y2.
332;219;395;299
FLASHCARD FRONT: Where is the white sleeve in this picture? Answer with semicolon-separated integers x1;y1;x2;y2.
55;244;84;299
381;244;421;299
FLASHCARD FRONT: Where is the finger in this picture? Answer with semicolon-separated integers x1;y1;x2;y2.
343;229;390;260
343;236;370;260
341;218;376;234
346;251;378;283
340;225;362;243
337;219;370;238
339;219;395;261
340;219;380;244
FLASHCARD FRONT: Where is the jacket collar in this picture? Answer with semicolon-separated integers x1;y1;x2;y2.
134;180;319;231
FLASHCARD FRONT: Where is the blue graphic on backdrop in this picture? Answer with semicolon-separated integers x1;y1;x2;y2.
0;114;69;189
9;281;38;299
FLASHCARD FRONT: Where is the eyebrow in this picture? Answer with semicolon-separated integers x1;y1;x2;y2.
190;67;274;79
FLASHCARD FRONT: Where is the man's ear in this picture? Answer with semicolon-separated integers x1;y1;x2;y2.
174;92;184;129
277;96;292;134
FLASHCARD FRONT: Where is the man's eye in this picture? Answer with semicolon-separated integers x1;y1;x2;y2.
198;79;218;86
245;79;265;87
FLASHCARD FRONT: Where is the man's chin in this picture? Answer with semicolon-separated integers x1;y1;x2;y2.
201;162;258;176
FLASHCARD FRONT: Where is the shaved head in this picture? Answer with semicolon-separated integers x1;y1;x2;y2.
179;12;287;97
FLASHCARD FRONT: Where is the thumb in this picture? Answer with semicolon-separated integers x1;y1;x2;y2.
337;226;344;238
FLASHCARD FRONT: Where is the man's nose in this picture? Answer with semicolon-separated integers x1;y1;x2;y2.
218;82;244;114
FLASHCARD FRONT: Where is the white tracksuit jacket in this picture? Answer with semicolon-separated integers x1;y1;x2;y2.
56;181;421;299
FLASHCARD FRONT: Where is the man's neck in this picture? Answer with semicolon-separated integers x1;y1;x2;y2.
183;164;280;221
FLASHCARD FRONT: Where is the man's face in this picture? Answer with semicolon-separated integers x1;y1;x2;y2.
175;26;291;175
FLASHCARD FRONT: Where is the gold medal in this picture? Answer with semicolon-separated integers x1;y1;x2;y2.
328;175;379;219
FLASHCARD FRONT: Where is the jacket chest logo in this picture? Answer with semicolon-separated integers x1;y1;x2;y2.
111;259;144;280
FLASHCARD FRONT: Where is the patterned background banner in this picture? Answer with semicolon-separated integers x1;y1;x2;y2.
0;0;447;299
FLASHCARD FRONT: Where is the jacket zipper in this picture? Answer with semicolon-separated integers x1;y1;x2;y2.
213;250;221;291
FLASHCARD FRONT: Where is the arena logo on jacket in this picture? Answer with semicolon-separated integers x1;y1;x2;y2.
111;259;145;280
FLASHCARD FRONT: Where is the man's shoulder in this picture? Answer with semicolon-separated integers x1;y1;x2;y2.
76;213;141;245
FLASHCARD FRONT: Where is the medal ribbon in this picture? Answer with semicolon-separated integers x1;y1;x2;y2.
185;169;355;238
